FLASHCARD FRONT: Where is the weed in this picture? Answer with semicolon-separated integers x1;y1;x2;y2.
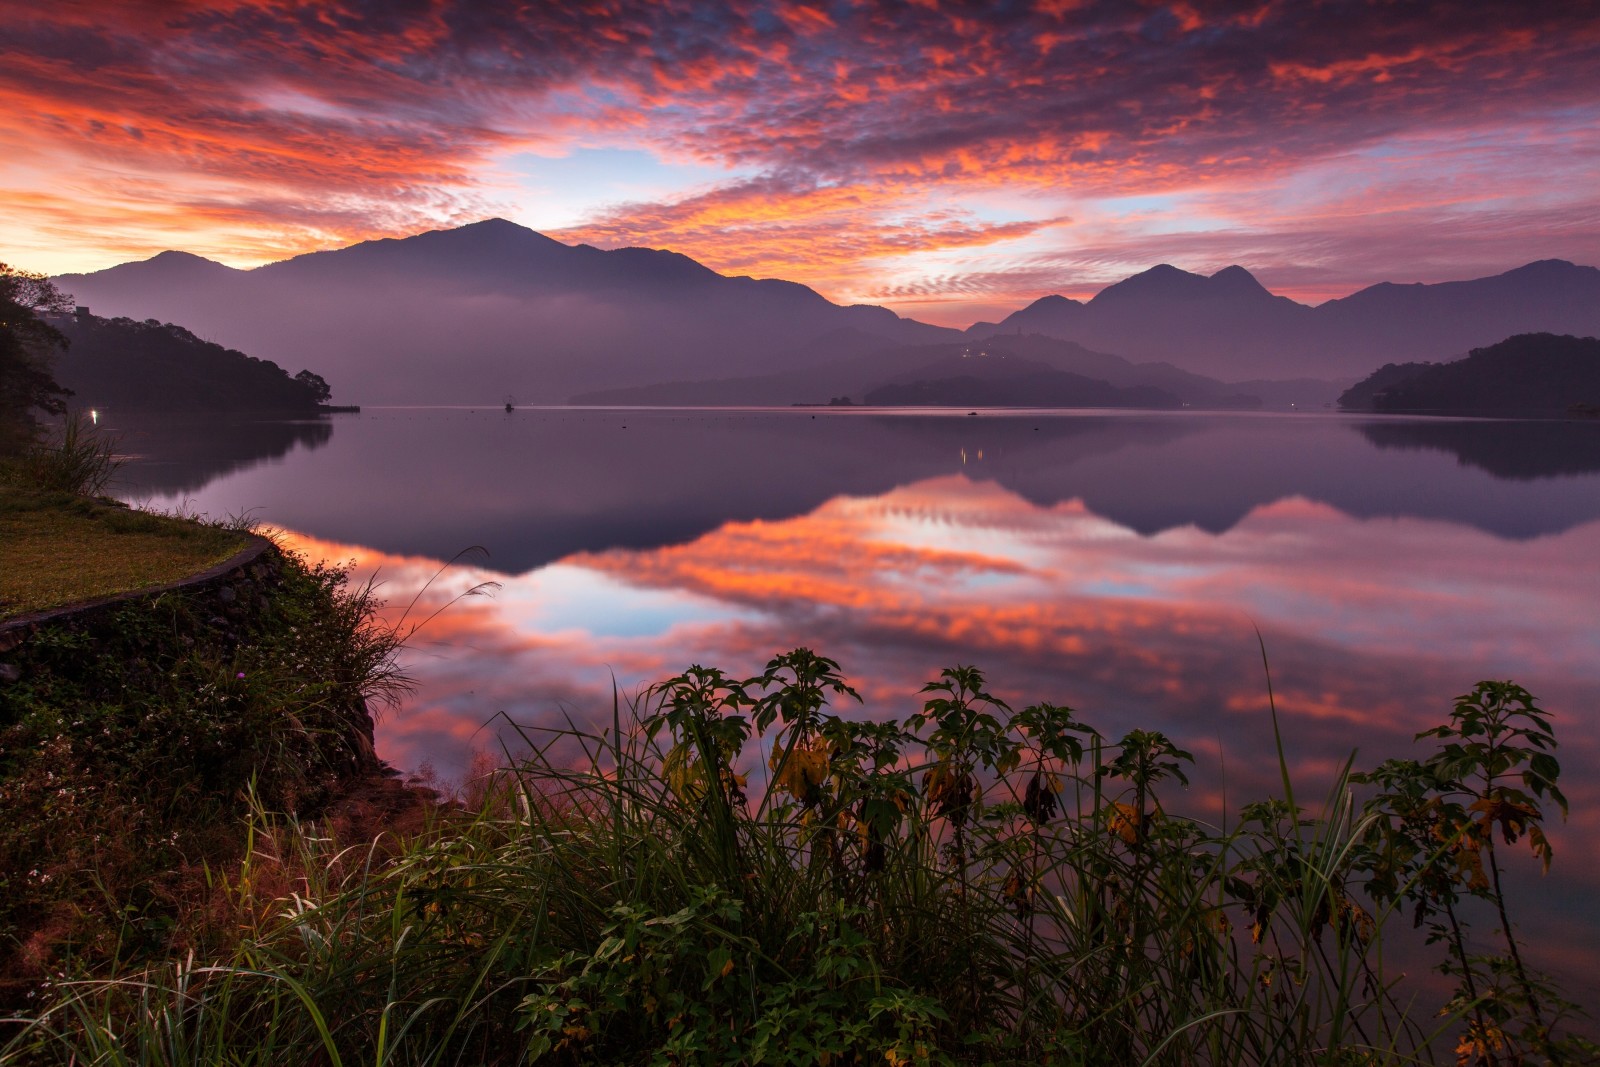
2;651;1592;1063
0;413;119;497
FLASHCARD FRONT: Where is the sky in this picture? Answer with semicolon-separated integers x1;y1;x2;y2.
3;1;1599;326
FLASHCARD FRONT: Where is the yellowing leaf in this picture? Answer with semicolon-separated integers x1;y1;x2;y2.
1108;801;1143;845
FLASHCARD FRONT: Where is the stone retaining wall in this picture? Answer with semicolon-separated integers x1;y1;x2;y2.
0;536;379;770
0;535;279;667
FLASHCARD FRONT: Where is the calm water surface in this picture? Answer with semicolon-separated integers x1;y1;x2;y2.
104;407;1600;994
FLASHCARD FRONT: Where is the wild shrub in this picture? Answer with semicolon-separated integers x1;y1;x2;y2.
0;413;118;496
0;547;406;994
2;652;1593;1065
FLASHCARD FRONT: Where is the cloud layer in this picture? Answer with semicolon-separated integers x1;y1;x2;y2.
5;1;1600;319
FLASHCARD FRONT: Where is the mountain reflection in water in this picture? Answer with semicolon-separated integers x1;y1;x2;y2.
1360;417;1600;480
106;409;1600;571
109;413;333;498
105;407;1600;1002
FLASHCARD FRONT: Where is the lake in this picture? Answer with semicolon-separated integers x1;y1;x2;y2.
103;406;1600;997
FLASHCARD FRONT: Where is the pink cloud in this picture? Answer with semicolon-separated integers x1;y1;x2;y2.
7;1;1598;312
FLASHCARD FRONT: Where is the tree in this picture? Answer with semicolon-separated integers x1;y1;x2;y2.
294;369;332;404
0;263;74;432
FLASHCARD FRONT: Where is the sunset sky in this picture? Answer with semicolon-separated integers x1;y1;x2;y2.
4;0;1599;325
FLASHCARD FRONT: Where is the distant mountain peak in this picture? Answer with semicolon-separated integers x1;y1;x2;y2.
1500;258;1592;279
461;216;527;231
54;249;239;285
1091;263;1210;303
412;216;563;247
1209;264;1270;295
1086;262;1283;305
147;249;223;264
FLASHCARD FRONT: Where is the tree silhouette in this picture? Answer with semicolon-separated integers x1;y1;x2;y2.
294;369;332;404
0;264;74;444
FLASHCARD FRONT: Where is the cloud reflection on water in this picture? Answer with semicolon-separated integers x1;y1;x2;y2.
275;472;1598;853
272;468;1600;997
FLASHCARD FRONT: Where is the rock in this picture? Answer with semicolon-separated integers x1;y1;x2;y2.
0;663;21;684
217;585;237;604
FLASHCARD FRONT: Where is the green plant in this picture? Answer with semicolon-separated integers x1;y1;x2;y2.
2;413;119;496
1355;681;1594;1065
1;656;1592;1065
0;545;408;992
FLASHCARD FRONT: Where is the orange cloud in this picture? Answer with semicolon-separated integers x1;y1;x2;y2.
553;174;1062;292
7;2;1599;313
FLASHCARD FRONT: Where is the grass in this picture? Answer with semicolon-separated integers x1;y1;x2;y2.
0;413;245;620
0;488;246;619
0;539;408;1003
0;652;1591;1065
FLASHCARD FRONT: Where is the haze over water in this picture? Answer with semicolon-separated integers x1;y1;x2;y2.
106;406;1600;995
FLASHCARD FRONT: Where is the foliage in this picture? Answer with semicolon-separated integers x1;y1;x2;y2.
1338;333;1600;416
0;652;1592;1065
51;313;334;412
0;412;119;497
1353;682;1591;1065
294;369;333;404
0;265;73;450
0;543;407;992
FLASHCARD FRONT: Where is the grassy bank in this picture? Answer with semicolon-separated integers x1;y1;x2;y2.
2;650;1592;1065
0;539;408;996
0;488;245;620
0;417;245;620
0;420;411;1005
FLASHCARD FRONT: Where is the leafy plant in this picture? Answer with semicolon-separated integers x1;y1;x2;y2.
3;413;119;496
2;656;1592;1065
1355;681;1592;1065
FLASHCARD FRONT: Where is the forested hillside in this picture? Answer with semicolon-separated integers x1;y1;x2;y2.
51;313;332;412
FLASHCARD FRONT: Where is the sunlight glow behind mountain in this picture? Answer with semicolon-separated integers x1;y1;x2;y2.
5;2;1599;324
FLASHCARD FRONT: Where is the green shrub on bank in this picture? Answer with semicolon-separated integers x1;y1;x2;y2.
0;546;406;993
3;650;1592;1065
0;413;118;497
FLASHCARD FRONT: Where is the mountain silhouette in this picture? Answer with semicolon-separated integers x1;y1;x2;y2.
56;221;1600;401
1314;261;1600;366
861;352;1182;408
567;334;1334;408
1337;333;1600;416
51;311;331;413
56;219;955;404
970;261;1600;381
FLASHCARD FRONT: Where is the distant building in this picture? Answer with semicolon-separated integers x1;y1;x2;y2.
74;306;90;318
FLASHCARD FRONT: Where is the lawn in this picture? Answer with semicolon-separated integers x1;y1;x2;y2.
0;488;246;619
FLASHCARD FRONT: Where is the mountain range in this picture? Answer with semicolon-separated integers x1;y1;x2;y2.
970;259;1600;381
570;334;1327;409
56;220;950;405
53;219;1600;404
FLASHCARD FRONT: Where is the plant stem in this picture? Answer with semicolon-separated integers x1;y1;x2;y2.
1485;838;1557;1062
